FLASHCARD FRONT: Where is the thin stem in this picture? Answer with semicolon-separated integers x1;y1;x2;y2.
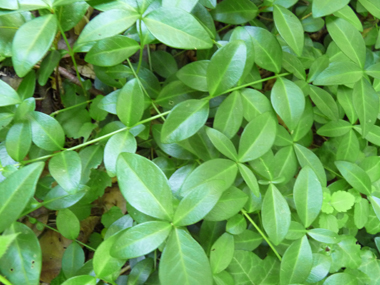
35;219;96;252
136;20;144;74
217;24;232;33
126;58;165;120
241;209;282;261
147;44;153;71
301;12;312;20
56;19;87;97
224;73;290;94
0;275;13;285
0;111;170;172
50;100;92;116
212;40;223;48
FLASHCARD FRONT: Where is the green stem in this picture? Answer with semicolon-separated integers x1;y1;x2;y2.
126;58;165;120
0;111;170;172
56;19;87;97
0;275;13;285
224;73;290;94
50;100;92;116
212;40;223;48
241;209;282;261
147;44;153;71
217;24;232;33
136;20;144;74
34;219;96;252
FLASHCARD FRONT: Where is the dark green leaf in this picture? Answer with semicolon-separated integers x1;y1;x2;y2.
144;7;212;49
159;228;212;285
273;5;304;56
12;14;57;77
207;40;247;97
280;236;313;285
116;153;173;221
85;35;140;66
176;60;209;92
0;162;44;232
210;0;258;24
271;77;305;131
238;112;277;162
111;221;172;259
161;99;209;143
262;184;291;245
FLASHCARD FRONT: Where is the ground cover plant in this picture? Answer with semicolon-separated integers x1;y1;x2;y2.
2;0;380;284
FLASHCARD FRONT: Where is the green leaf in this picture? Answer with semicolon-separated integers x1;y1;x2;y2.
56;209;80;240
238;163;260;197
307;228;340;244
282;51;306;80
75;9;139;48
176;60;209;92
366;63;380;79
12;14;57;77
238;112;277;162
245;26;282;73
93;231;126;280
210;233;234;274
155;81;198;109
312;0;350;17
0;223;42;285
29;111;65;151
17;71;36;100
161;99;209;143
213;91;243;139
333;5;363;32
151;50;178;78
0;233;19;259
336;130;360;163
355;198;369;229
174;180;225;226
226;214;246;235
335;161;372;196
307;54;329;83
369;195;380;222
240;88;272;122
206;128;237;160
280;236;313;285
143;7;212;49
309;85;340;121
273;5;304;56
62;242;84;279
330;190;355;212
116;78;144;127
207;40;247;97
271;77;305;131
116;153;173;221
5;122;32;162
294;166;323;227
337;86;358;124
205;186;248;221
61;275;97;285
326;16;366;68
104;131;136;177
294;143;327;186
306;253;331;283
358;0;380;19
0;162;44;233
159;228;212;285
317;120;352;137
324;273;357;285
49;151;81;193
210;0;258;24
127;258;154;285
111;221;172;259
262;184;291;245
353;78;379;137
226;250;259;284
313;62;363;86
85;35;140;67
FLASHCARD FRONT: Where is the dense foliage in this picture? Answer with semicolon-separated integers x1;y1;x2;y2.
1;0;380;284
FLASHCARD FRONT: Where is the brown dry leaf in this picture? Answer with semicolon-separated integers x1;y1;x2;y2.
77;64;95;79
101;185;127;214
39;216;100;282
